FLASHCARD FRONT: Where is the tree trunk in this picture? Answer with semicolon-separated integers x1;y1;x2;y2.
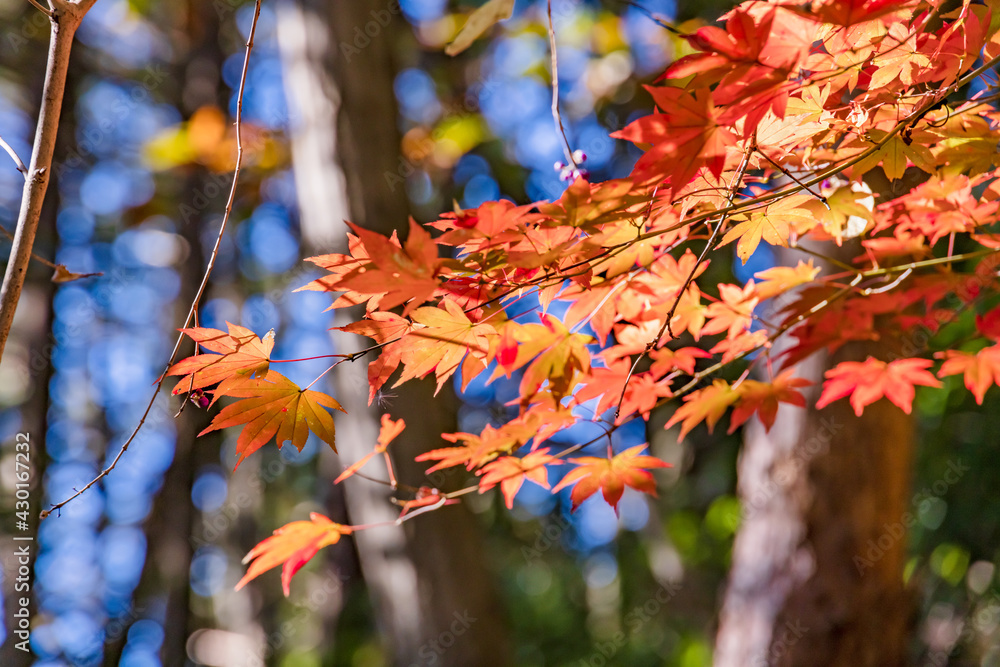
715;240;916;666
276;1;511;665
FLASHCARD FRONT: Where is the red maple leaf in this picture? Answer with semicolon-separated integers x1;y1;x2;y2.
553;445;671;512
815;357;941;416
613;87;736;189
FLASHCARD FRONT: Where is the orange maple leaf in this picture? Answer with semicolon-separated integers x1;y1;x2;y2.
754;260;820;300
665;379;739;441
815;357;941;416
936;346;1000;405
167;322;273;393
477;449;562;509
728;370;811;432
397;299;495;394
720;196;812;264
553;445;671;512
237;512;352;596
494;314;592;405
200;371;345;469
337;220;443;314
702;282;759;339
334;415;406;484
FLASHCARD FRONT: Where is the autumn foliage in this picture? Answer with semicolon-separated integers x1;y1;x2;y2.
169;0;1000;594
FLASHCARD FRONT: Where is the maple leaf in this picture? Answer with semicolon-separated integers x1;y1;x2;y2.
779;0;901;27
665;379;739;441
334;415;405;484
494;314;593;405
444;0;514;56
802;184;874;245
167;322;273;394
816;357;941;416
337;312;413;404
613;87;736;189
937;346;1000;405
418;407;575;472
754;260;820;300
476;449;562;509
573;363;672;422
728;370;811;432
553;445;670;512
720;196;813;263
396;299;495;394
237;513;352;596
337;220;443;314
200;371;345;469
649;346;712;377
702;282;759;339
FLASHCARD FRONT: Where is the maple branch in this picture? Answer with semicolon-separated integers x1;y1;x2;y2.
437;245;1000;506
632;53;1000;247
43;0;264;519
787;244;857;273
611;139;755;422
0;134;28;177
757;149;827;206
546;0;579;172
0;3;96;363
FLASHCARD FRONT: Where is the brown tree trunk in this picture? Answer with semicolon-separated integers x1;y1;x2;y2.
277;1;511;665
715;239;916;666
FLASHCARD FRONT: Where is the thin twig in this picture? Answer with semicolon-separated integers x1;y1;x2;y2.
757;149;828;205
0;134;28;177
612;137;755;422
546;0;579;172
43;0;264;519
27;0;52;16
0;224;56;269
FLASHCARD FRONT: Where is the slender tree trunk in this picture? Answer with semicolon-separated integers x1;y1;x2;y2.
715;240;916;666
277;1;512;664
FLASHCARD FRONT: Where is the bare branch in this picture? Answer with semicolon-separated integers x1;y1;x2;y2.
43;0;264;518
546;0;579;172
0;134;27;177
0;8;91;362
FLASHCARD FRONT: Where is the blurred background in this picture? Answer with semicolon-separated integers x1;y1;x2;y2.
0;0;998;665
